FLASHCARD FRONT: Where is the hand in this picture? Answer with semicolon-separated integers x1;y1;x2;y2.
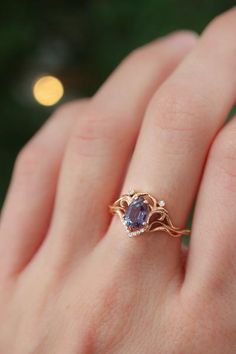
1;8;236;354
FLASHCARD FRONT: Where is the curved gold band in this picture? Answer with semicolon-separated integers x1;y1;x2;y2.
110;190;191;238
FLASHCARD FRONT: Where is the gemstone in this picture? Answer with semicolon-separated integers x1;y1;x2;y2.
159;200;166;207
124;197;149;229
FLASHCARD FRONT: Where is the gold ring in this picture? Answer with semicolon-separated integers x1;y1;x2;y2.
110;190;191;238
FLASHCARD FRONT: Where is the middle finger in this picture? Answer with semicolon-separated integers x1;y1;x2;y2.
40;32;196;264
106;9;236;277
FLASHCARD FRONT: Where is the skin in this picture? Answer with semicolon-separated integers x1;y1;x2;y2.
0;7;236;353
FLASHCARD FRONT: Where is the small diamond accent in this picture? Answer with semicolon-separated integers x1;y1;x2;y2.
128;228;145;238
128;189;135;196
159;200;166;207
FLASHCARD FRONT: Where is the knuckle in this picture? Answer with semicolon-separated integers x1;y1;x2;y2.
148;85;209;154
153;84;208;131
68;113;120;157
14;99;91;177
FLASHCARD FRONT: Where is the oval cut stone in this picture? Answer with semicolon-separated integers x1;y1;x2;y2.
124;197;149;229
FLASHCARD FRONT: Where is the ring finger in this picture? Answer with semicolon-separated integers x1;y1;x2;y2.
105;8;236;278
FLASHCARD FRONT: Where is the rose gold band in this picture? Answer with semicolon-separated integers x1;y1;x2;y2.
110;190;191;238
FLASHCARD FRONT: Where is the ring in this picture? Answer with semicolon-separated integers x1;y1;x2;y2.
110;190;191;238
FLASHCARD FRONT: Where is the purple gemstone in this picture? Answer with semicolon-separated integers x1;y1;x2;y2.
124;197;149;229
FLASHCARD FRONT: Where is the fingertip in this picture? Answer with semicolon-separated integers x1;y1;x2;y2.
163;30;199;49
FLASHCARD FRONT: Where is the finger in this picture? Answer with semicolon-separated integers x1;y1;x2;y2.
106;8;236;277
184;115;236;292
44;32;197;262
0;101;87;276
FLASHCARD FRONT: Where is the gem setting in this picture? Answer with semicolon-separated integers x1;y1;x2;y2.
110;190;191;238
123;196;149;237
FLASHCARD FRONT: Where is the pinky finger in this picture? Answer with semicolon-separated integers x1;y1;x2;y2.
0;101;87;277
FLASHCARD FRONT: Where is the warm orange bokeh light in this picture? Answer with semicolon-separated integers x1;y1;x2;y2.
33;75;64;106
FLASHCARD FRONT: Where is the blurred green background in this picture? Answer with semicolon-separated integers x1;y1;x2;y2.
0;0;235;207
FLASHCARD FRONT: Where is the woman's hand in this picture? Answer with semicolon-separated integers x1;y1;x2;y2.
1;8;236;354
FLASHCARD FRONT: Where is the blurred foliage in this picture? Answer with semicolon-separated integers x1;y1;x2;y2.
0;0;235;205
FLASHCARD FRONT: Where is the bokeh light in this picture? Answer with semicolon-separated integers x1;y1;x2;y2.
33;75;64;106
